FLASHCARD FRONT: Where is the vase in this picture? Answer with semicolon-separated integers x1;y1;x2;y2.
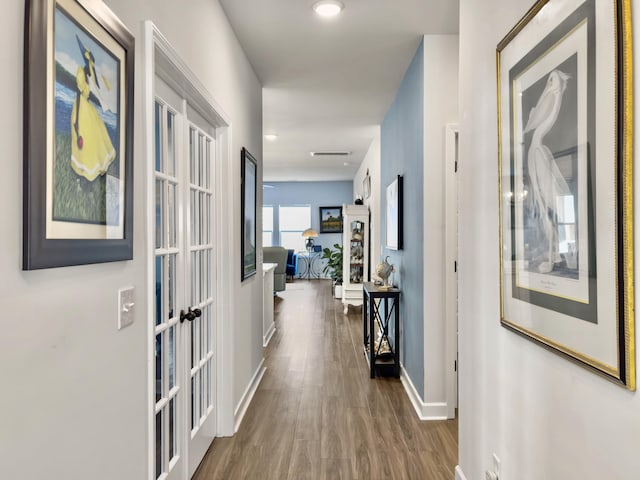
376;256;394;288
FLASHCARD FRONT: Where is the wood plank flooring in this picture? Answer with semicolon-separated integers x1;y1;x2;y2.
193;280;458;479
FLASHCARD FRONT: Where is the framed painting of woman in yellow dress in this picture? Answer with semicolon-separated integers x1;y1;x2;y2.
24;0;134;269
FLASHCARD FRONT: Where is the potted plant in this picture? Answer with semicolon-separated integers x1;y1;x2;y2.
321;243;343;299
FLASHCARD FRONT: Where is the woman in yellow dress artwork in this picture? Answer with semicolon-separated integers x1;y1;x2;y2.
70;35;116;181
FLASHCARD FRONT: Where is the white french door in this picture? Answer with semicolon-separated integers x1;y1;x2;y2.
153;77;216;480
185;119;216;477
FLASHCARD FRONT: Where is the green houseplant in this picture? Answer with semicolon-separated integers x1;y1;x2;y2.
321;243;343;298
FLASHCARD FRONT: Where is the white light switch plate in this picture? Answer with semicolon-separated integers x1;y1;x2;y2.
118;286;135;329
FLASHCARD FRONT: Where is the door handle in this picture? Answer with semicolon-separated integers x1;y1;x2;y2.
180;306;201;323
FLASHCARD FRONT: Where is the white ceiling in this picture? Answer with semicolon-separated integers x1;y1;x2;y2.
218;0;459;182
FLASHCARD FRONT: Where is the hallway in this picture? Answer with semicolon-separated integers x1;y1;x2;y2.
193;280;458;479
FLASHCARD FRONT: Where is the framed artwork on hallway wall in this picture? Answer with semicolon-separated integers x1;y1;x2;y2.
497;0;635;389
385;175;403;250
23;0;134;269
241;147;257;280
319;206;343;233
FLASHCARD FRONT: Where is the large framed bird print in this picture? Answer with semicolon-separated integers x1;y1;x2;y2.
497;0;634;389
23;0;134;269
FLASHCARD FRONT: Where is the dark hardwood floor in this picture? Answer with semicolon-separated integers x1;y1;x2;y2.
193;279;458;479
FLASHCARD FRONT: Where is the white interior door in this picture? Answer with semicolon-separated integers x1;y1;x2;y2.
445;123;459;419
185;119;216;478
154;90;183;480
153;77;216;480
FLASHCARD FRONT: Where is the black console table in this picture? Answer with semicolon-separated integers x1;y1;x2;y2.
363;282;400;378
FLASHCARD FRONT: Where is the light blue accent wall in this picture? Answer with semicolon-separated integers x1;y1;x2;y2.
263;181;354;250
381;40;424;395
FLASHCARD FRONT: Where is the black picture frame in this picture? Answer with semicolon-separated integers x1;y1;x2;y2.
319;206;343;233
241;147;257;280
497;0;635;389
385;175;403;250
23;0;135;269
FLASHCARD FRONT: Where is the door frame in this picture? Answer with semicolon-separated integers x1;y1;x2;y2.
445;123;459;419
142;21;235;479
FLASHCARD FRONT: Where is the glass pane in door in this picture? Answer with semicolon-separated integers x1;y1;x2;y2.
155;411;163;479
155;333;163;403
169;398;176;460
155;257;163;326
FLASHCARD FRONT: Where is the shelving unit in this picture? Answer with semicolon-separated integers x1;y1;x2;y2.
363;282;400;378
341;204;369;314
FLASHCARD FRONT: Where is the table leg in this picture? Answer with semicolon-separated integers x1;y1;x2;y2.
369;294;375;379
394;296;400;378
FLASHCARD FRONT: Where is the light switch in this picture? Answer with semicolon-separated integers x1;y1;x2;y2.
118;286;135;329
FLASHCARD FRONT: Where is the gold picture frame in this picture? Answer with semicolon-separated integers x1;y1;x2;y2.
497;0;634;389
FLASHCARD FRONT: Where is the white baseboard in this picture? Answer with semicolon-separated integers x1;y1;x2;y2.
400;365;448;420
263;323;276;347
454;465;468;480
233;359;266;433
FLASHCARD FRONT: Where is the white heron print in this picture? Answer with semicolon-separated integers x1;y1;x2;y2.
523;69;573;274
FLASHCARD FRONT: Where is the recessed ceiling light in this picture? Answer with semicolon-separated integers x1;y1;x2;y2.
264;134;278;141
313;0;344;18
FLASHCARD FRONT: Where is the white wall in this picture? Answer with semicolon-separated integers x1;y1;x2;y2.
422;34;459;406
0;1;262;478
354;130;381;270
458;1;640;479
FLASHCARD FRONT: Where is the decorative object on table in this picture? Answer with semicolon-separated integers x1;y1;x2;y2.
23;0;135;269
385;175;403;250
301;228;319;252
354;195;364;205
342;204;370;313
375;256;395;289
319;206;343;233
321;243;343;298
497;0;634;389
241;147;257;280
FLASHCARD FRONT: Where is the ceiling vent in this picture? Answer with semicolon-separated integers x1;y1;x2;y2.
310;151;352;156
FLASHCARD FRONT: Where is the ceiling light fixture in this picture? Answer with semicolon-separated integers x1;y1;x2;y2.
264;133;278;141
313;0;344;18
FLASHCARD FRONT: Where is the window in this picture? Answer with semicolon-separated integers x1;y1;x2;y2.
279;205;311;251
263;206;273;247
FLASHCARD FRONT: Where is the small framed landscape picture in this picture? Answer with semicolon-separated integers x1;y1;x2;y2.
319;206;343;233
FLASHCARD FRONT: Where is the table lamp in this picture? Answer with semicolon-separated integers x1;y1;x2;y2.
302;228;318;252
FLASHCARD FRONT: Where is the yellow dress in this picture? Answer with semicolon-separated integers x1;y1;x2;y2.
70;67;116;181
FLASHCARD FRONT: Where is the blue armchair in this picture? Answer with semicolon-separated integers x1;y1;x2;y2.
286;249;299;280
